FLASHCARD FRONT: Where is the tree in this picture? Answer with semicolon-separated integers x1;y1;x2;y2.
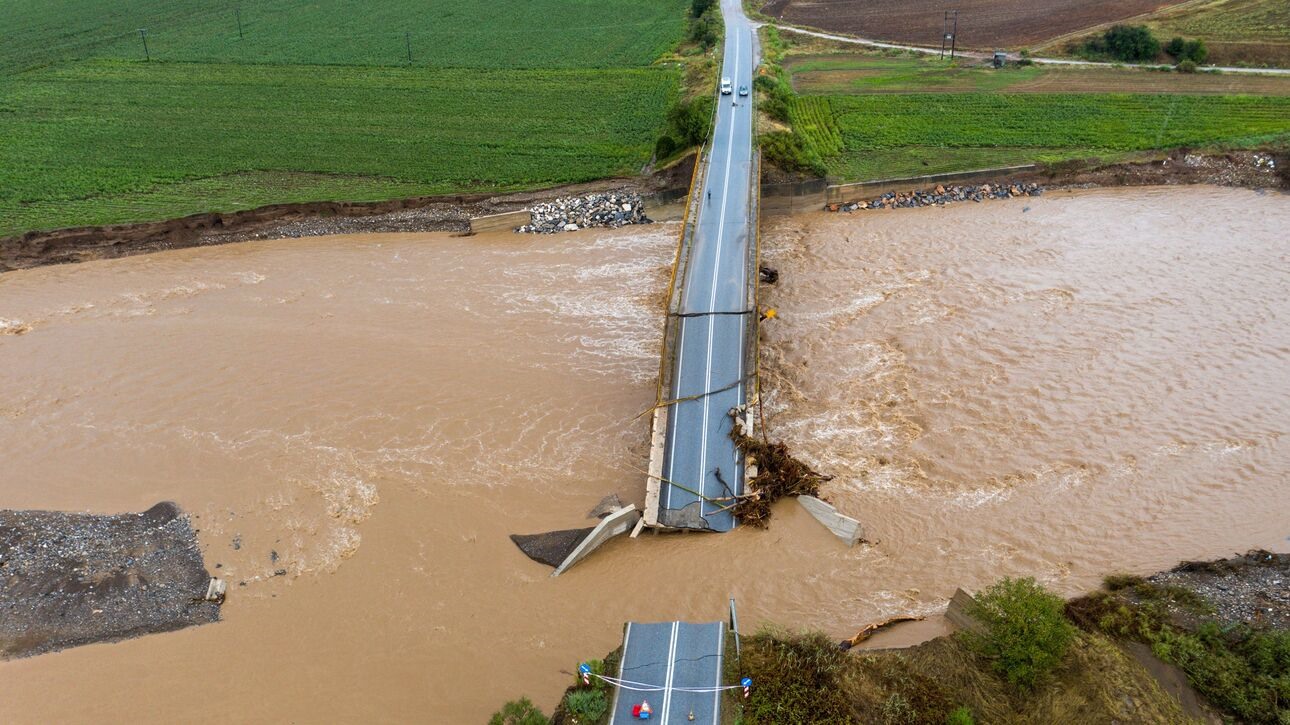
1166;37;1187;59
1183;39;1208;64
1091;25;1161;62
961;577;1076;691
690;0;715;18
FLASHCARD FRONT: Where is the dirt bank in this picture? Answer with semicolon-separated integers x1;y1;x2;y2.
0;502;220;659
0;157;695;274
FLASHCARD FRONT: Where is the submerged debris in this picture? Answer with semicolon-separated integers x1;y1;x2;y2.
517;189;651;234
829;182;1043;213
730;416;834;528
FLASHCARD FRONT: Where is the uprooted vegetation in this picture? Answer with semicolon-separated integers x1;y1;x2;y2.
729;423;833;527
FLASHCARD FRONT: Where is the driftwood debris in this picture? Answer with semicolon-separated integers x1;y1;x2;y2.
838;615;925;651
729;414;833;528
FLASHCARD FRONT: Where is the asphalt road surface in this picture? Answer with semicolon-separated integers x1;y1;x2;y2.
659;0;758;533
609;621;726;724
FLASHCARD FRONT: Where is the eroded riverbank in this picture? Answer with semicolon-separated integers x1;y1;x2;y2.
0;186;1287;722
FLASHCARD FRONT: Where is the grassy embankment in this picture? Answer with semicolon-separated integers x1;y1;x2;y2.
1039;0;1290;68
756;29;1290;182
0;0;697;237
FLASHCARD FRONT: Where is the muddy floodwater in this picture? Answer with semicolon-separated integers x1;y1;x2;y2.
1;186;1288;722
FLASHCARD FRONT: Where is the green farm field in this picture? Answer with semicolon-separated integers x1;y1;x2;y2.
1;0;689;72
0;62;678;236
786;54;1290;95
790;93;1290;180
0;0;691;237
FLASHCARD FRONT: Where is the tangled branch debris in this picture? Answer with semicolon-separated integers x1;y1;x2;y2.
729;413;834;527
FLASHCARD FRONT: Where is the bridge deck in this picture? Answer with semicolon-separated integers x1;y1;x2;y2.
653;0;758;533
609;621;726;724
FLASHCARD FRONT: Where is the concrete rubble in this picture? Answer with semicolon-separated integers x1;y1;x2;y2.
517;189;651;233
828;182;1044;213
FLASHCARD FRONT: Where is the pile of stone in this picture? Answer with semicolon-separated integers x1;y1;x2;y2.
517;189;650;233
829;182;1043;212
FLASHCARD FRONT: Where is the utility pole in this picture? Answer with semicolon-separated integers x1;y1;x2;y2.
138;28;150;62
950;10;959;60
940;12;949;59
236;7;244;40
405;31;412;64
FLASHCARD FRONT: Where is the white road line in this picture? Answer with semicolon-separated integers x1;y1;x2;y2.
697;31;741;519
609;622;633;724
661;621;681;724
712;624;726;720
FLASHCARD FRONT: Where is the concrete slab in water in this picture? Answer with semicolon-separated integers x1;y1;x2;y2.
797;495;864;546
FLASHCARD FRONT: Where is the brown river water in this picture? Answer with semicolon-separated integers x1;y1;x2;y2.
1;186;1288;722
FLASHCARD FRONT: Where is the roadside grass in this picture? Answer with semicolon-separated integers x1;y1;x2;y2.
1;0;689;73
728;626;1193;724
0;61;679;236
787;93;1290;181
786;53;1290;95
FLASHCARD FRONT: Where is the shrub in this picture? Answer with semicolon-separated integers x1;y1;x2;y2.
1085;25;1160;63
690;0;715;18
741;629;854;723
945;706;976;725
1167;37;1209;64
1177;60;1198;73
881;692;916;724
759;131;826;176
489;697;548;725
564;688;608;722
961;577;1076;691
1183;39;1208;64
665;96;714;148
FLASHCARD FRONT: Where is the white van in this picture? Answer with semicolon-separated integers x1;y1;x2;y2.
720;77;733;95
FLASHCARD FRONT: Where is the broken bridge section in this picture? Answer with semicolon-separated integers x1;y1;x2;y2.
644;0;762;534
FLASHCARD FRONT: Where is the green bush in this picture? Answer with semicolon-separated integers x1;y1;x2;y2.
690;0;715;17
1085;25;1160;62
1177;60;1198;73
759;131;826;176
564;689;608;722
1166;37;1208;64
961;577;1076;691
489;697;548;725
945;706;976;725
663;95;715;150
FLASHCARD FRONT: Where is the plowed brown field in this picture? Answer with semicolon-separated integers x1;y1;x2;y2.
760;0;1187;49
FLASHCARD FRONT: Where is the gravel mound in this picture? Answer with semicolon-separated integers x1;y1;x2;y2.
830;182;1044;212
518;190;651;233
0;502;220;659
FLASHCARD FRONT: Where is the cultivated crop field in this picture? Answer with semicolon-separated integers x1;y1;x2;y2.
758;0;1185;49
790;93;1290;180
2;0;689;72
0;0;691;237
0;62;678;236
787;54;1290;95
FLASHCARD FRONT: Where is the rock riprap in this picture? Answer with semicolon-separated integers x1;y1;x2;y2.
518;190;650;233
829;182;1043;212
